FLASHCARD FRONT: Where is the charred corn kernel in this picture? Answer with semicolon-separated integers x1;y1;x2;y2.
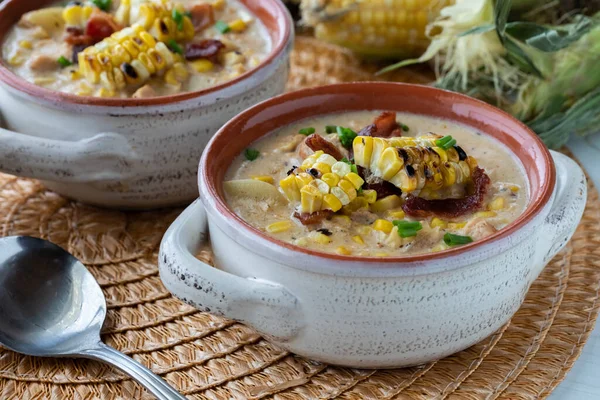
279;174;300;202
191;59;214;73
430;217;447;229
300;184;323;213
373;219;394;234
489;197;505;210
388;210;406;219
370;195;402;213
331;161;351;177
266;221;293;233
448;222;466;230
357;225;372;236
344;172;364;190
229;19;247;32
310;232;332;244
323;194;343;212
295;172;314;188
331;187;350;205
316;154;338;166
353;136;373;166
135;2;195;42
362;189;377;204
252;175;274;184
338;180;357;201
19;40;32;50
312;162;332;174
509;185;520;193
352;235;365;245
321;173;340;188
475;211;497;218
80;26;174;88
336;246;352;255
62;4;95;27
331;215;351;224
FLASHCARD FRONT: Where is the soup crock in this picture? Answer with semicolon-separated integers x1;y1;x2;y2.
159;83;587;368
0;0;292;209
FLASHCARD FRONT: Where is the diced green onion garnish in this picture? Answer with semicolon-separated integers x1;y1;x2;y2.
299;127;315;136
336;126;357;148
91;0;112;11
443;233;473;246
244;148;260;161
57;56;72;67
215;20;231;34
393;220;423;238
325;125;337;134
435;135;457;150
184;11;193;18
172;9;184;31
167;39;183;54
350;164;358;174
401;123;410;132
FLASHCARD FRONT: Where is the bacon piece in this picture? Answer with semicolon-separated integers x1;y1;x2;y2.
373;111;400;137
293;210;333;226
304;134;344;161
358;123;377;137
185;39;225;62
85;10;121;42
356;165;401;198
402;167;491;218
189;3;215;32
64;27;96;47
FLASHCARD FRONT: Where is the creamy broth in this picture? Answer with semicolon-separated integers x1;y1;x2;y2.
2;0;270;98
225;111;529;257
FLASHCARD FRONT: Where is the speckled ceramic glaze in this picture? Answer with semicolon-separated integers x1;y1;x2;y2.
159;83;587;368
0;0;293;209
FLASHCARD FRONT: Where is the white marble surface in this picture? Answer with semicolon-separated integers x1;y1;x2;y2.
549;134;600;400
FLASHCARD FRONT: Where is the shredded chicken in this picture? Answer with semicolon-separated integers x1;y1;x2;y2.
28;54;59;72
464;217;497;241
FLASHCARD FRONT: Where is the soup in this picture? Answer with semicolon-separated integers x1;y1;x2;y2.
224;111;529;257
2;0;271;98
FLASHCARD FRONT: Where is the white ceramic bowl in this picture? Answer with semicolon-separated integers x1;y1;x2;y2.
159;83;587;368
0;0;293;209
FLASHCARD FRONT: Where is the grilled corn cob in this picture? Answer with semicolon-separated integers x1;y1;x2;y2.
300;0;453;58
62;2;95;28
280;151;370;214
353;135;477;194
78;24;175;88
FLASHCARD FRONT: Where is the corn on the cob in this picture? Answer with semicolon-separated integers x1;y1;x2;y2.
78;24;175;88
353;135;478;195
62;2;95;28
133;0;194;43
299;0;452;58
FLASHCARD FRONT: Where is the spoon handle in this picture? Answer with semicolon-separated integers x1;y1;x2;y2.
80;342;187;400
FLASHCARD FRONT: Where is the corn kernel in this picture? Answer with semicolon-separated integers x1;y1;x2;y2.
388;210;405;219
212;0;226;10
375;252;389;257
432;243;449;252
509;185;520;193
191;59;214;73
370;195;402;213
8;54;24;66
352;235;365;245
295;173;314;188
229;19;247;32
97;87;116;97
316;154;337;166
373;219;393;234
321;173;340;188
336;246;352;256
361;189;377;204
475;211;497;218
344;172;364;190
252;175;274;184
310;232;332;244
312;162;331;174
343;197;368;214
357;225;372;236
332;161;351;177
448;222;466;230
338;179;357;198
294;237;309;247
489;197;505;211
266;221;293;233
323;193;343;212
19;40;33;50
430;217;447;229
70;70;81;81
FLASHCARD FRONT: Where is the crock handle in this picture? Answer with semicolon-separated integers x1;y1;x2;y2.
0;127;138;182
540;150;587;264
159;199;304;342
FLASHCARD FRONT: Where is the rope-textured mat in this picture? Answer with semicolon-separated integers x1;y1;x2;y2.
0;36;599;399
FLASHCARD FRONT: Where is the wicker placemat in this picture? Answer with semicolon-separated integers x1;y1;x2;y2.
0;36;599;399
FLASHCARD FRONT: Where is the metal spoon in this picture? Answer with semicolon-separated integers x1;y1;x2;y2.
0;236;187;400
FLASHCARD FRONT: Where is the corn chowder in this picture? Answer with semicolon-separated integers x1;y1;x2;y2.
2;0;270;98
224;111;529;257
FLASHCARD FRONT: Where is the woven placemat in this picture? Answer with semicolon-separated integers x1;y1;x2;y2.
0;36;599;399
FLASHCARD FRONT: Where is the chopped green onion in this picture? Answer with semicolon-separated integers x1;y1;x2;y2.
393;220;423;238
167;39;183;54
172;9;184;31
357;187;363;194
299;127;315;136
91;0;111;11
401;123;410;132
435;135;457;150
325;125;337;134
336;126;357;148
215;20;231;34
57;56;72;67
443;233;473;246
350;164;358;174
244;148;260;161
